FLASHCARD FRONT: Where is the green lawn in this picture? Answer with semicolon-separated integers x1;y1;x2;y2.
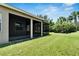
0;32;79;56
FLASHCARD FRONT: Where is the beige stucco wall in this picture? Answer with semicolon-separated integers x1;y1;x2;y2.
0;6;43;44
0;6;9;44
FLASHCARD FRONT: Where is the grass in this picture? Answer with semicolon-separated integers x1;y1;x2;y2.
0;32;79;56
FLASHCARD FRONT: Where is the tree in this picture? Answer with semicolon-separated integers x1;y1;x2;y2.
49;19;54;25
43;15;48;20
37;15;43;18
76;11;79;30
77;11;79;15
71;11;78;24
37;14;54;32
37;15;49;22
43;15;50;22
57;17;66;24
49;19;54;32
67;15;73;22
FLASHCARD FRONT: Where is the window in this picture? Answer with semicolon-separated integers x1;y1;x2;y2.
26;25;30;31
0;13;2;32
15;22;25;30
34;23;40;32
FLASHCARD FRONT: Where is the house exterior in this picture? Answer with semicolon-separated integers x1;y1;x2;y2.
0;4;49;44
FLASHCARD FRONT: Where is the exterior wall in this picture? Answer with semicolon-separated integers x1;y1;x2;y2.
0;6;9;44
0;6;44;44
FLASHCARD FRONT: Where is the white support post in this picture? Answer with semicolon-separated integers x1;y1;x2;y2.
30;19;33;38
41;21;43;36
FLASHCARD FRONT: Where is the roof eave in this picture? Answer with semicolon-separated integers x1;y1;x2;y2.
0;3;44;21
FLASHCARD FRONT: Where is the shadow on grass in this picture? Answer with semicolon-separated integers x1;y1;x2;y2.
0;38;32;48
0;34;51;48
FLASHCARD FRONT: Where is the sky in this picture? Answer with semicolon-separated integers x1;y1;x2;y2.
8;3;79;22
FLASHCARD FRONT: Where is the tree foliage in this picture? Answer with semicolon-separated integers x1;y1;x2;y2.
53;21;77;33
37;11;79;33
67;15;73;22
71;11;78;24
57;17;66;24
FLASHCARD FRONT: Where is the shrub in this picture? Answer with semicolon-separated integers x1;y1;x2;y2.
77;25;79;31
53;21;77;33
49;26;53;32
